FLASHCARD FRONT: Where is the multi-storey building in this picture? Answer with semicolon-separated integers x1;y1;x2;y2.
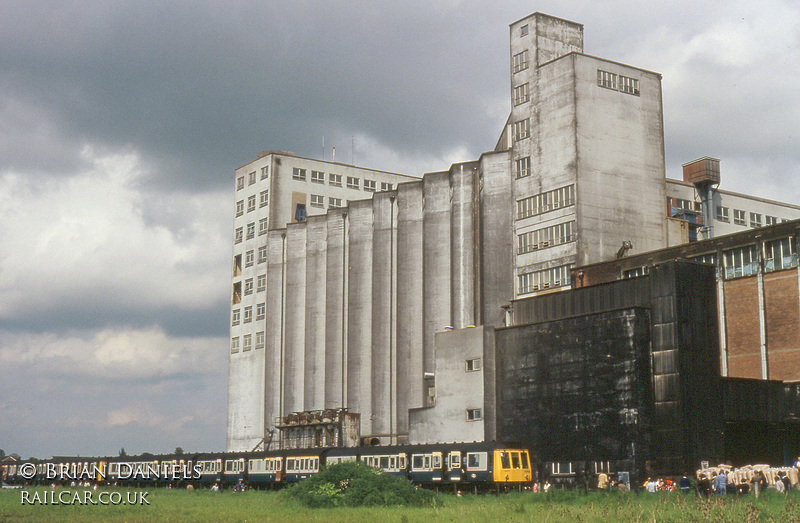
227;151;417;451
503;14;667;300
226;12;800;460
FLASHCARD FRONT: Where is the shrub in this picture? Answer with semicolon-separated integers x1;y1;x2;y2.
285;461;436;508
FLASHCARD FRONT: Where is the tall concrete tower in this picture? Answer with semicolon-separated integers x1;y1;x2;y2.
507;13;667;299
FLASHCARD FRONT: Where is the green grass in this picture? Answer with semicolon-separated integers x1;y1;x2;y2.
2;486;800;522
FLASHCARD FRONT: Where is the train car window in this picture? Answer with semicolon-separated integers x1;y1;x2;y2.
379;456;389;469
412;455;424;470
511;452;521;469
466;452;486;470
450;452;461;468
521;452;530;469
432;453;441;469
500;452;511;469
399;454;407;469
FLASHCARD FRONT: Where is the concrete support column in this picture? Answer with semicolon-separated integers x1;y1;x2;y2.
324;212;346;409
304;216;327;410
347;201;374;436
422;173;453;375
396;183;424;438
756;239;768;379
451;163;476;329
284;224;307;413
716;246;729;376
371;193;395;439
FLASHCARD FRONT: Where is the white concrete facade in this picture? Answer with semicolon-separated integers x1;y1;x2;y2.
227;152;416;451
508;13;667;302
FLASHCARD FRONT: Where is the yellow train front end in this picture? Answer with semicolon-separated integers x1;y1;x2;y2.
492;448;532;485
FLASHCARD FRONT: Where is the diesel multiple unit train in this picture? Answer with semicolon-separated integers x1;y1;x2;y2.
2;442;532;490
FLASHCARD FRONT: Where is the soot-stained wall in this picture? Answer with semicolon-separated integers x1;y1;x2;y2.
495;308;653;469
497;261;725;476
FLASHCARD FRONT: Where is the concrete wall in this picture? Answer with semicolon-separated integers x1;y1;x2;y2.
408;326;488;444
574;55;667;263
396;182;424;438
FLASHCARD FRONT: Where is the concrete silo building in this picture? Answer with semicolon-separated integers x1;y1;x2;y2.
226;11;800;471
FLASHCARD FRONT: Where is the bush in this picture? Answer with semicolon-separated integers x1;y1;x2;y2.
285;461;436;508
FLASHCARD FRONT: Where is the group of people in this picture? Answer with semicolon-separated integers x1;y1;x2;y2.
695;459;800;498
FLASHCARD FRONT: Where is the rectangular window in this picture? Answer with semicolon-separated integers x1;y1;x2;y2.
724;245;758;279
247;195;256;212
256;302;266;320
260;190;269;208
520;24;528;36
364;179;376;192
246;222;255;239
513;119;530;141
243;306;253;323
231;309;240;326
257;274;266;292
310;194;325;208
233;254;242;276
329;173;342;187
764;237;798;272
243;334;252;351
750;212;762;228
518;264;573;294
255;331;265;350
311;170;325;184
716;206;729;222
235;200;244;217
512;50;529;73
292;167;306;181
517;221;576;254
248;171;256;185
232;282;241;304
513;83;529;106
244;278;253;295
245;250;254;267
618;75;640;95
466;358;482;372
733;209;746;226
623;267;647;279
765;215;778;226
691;253;717;266
259;218;268;235
347;176;359;189
261;166;269;179
329;197;343;208
230;337;240;353
236;176;245;190
258;246;267;264
381;182;392;191
466;408;482;421
597;70;617;90
235;227;243;244
515;156;531;178
516;184;575;220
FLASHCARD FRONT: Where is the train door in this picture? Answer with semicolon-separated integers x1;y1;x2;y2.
448;451;462;482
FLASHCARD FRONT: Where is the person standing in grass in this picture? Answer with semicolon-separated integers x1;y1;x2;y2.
776;474;786;494
713;470;727;496
679;473;691;494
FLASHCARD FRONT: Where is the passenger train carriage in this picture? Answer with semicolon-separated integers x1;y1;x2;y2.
1;441;531;491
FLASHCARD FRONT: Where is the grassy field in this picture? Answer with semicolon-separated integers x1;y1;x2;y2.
2;486;800;522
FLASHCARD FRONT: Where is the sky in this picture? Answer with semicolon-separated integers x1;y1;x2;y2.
1;1;799;459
